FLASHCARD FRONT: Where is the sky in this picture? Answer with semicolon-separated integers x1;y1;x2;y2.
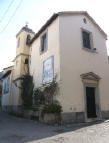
0;0;109;71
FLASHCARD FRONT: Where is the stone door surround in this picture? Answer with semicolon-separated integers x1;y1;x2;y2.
80;72;101;122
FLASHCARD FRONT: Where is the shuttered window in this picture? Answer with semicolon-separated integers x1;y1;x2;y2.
41;33;47;52
82;31;91;49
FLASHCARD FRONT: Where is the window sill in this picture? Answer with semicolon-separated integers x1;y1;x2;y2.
40;49;47;55
82;47;98;53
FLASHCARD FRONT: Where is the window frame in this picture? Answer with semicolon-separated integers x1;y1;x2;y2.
81;28;96;53
40;31;48;54
3;76;10;94
25;58;29;64
26;34;31;45
82;31;91;49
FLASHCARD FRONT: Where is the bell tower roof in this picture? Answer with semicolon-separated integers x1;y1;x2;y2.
16;25;35;37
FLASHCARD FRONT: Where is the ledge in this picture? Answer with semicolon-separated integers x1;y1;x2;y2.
82;47;98;53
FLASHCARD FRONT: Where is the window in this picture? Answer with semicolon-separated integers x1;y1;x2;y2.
25;58;28;64
3;77;10;94
17;38;20;48
83;18;87;24
82;31;91;49
26;34;31;45
41;33;47;53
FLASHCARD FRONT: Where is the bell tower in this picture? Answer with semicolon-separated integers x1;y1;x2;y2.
12;25;35;110
13;25;35;79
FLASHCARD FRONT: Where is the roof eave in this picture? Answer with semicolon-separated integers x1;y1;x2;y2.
30;13;59;44
30;11;107;45
84;12;107;40
1;70;11;79
58;11;107;39
16;27;35;38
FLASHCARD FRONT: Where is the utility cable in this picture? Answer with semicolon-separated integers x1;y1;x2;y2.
0;0;15;23
0;0;22;34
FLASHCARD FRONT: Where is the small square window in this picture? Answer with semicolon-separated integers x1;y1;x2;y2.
41;33;47;53
82;31;91;49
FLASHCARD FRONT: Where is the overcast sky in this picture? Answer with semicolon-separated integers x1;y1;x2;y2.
0;0;109;71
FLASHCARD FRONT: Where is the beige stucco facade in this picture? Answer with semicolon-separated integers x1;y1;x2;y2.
11;28;35;108
58;14;109;114
2;26;35;111
30;12;109;122
30;17;60;87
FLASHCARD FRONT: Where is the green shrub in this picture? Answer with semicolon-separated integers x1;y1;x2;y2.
42;102;62;115
21;74;34;107
33;76;59;105
43;78;59;104
34;88;45;105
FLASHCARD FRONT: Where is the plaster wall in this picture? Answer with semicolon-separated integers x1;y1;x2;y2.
58;14;109;113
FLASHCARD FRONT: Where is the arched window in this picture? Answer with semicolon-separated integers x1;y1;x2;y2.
26;34;31;45
25;58;28;64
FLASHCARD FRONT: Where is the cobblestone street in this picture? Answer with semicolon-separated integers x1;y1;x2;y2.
0;112;109;143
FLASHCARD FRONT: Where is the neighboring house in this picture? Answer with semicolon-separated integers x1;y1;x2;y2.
1;66;13;111
0;72;3;105
1;11;109;123
0;72;3;85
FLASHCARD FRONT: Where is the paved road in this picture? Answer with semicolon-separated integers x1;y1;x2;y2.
0;112;109;143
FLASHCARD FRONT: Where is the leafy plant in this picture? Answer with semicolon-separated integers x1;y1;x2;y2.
43;77;59;104
42;101;62;115
33;88;45;105
33;76;59;105
21;74;34;107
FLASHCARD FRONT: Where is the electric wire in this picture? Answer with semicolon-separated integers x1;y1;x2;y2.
0;0;22;34
0;0;15;23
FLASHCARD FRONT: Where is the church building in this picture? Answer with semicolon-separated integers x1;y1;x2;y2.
1;11;109;123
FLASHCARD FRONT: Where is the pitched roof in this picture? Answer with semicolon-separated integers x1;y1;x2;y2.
30;11;107;44
59;11;107;38
3;65;13;70
30;13;58;44
0;70;11;79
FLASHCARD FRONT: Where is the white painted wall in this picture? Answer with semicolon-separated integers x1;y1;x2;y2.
30;13;109;114
58;14;109;113
30;17;60;88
